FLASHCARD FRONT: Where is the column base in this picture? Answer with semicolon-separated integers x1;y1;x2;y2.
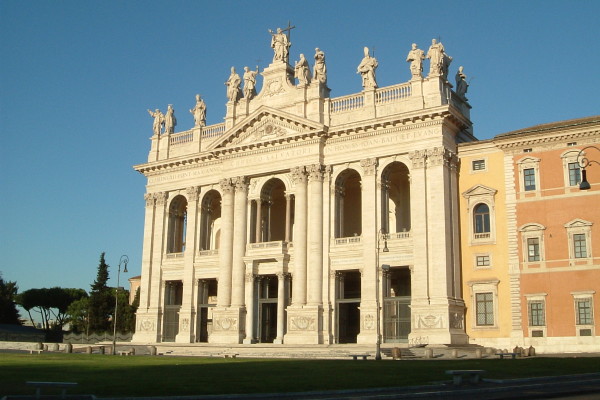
410;301;468;345
132;308;162;343
283;305;323;344
356;303;378;344
208;306;246;344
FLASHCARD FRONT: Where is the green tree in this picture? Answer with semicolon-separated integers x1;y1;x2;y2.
88;252;113;332
0;273;21;324
67;297;90;334
17;287;86;331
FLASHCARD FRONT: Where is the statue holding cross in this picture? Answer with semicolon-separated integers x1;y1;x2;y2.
268;22;294;64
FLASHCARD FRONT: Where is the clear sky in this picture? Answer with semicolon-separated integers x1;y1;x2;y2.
1;1;599;295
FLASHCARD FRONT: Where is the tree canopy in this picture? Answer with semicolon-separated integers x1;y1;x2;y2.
17;287;87;331
0;273;21;324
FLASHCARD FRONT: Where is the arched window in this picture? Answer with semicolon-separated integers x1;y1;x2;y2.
199;190;221;251
380;162;411;234
334;169;362;238
253;178;289;243
167;195;187;253
473;203;490;238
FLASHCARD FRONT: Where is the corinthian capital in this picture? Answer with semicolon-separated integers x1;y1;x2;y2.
307;164;324;182
219;178;235;194
144;193;155;207
186;186;200;201
360;158;378;176
232;176;249;192
154;192;168;206
290;166;307;184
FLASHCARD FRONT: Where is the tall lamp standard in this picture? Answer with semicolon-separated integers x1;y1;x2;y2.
112;255;128;355
577;146;600;190
375;231;389;360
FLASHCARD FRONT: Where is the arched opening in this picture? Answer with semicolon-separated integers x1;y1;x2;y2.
334;169;362;238
381;162;411;234
167;195;187;253
253;178;291;243
199;190;222;251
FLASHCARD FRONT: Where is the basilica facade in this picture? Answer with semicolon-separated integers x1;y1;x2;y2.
131;31;599;350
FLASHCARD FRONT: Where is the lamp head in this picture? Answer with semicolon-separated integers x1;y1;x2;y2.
579;169;591;190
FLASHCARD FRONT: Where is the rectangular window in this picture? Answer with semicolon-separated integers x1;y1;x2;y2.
527;237;540;261
528;301;545;326
475;292;494;326
573;234;587;258
568;162;581;186
476;255;490;267
472;159;486;171
524;168;536;191
576;299;593;325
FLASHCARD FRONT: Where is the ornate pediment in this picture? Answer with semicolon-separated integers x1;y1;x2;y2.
207;107;326;151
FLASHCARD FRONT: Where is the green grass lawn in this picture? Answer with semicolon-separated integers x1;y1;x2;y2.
1;353;599;397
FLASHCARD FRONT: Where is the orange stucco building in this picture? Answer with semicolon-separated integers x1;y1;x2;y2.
459;116;600;352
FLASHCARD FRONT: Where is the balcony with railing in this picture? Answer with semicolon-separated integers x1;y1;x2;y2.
246;240;292;258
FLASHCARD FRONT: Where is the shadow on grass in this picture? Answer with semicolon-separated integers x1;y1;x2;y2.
1;353;599;397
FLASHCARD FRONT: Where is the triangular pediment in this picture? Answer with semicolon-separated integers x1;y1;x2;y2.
462;184;497;199
207;106;326;151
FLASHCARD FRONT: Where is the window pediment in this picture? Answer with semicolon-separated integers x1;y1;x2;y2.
462;184;497;199
519;223;546;232
564;218;592;228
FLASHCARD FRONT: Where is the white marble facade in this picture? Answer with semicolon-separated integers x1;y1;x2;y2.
133;33;474;346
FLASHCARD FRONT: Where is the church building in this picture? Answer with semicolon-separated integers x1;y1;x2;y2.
132;28;599;350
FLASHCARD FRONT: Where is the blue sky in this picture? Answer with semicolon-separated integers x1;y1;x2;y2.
1;0;599;296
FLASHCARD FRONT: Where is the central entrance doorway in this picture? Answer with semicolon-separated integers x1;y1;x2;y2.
258;275;278;343
336;270;361;343
196;279;217;343
383;267;411;342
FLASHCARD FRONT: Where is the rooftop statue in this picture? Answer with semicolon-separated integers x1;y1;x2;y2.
164;104;177;134
243;66;259;100
225;66;241;102
147;108;164;136
189;94;207;127
357;46;378;89
406;43;425;79
426;39;452;80
313;48;327;85
269;27;291;63
294;53;311;87
455;66;469;99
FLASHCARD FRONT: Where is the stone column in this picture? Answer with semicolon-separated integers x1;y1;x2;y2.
231;176;249;307
307;163;324;306
285;194;292;242
216;179;235;308
274;272;287;344
358;158;378;344
176;186;200;343
243;271;256;344
255;198;262;243
291;167;307;305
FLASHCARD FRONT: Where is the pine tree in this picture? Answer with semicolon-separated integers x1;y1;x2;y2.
88;253;113;332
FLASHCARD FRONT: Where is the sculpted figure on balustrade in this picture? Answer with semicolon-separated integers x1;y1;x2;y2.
269;27;291;63
294;53;311;87
225;67;241;102
147;108;164;136
243;66;259;100
406;43;425;79
164;105;177;134
455;66;469;99
189;94;206;127
313;48;327;85
357;46;378;89
426;39;452;80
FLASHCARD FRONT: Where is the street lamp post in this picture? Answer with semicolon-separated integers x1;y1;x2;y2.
577;146;600;190
375;231;389;361
112;255;128;355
